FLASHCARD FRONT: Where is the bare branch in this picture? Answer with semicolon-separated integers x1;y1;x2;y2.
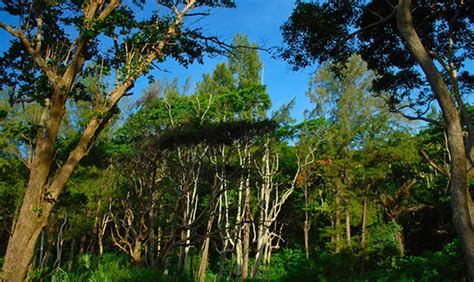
398;111;444;126
184;12;211;17
98;0;121;20
364;6;385;20
421;150;450;177
34;15;43;53
392;99;444;126
350;7;396;37
428;50;451;73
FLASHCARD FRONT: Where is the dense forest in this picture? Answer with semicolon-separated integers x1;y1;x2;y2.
0;0;473;281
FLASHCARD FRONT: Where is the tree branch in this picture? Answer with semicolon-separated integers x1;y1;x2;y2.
34;15;43;53
397;111;444;126
420;150;450;177
350;7;396;37
98;0;121;21
0;21;58;85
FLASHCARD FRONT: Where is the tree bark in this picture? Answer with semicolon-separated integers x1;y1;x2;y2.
198;214;215;282
2;92;67;281
54;213;67;269
394;222;405;256
304;182;310;259
0;1;201;278
132;240;143;267
40;227;54;269
2;101;114;280
233;145;246;277
79;234;87;255
147;209;156;267
334;184;342;253
342;167;351;247
67;239;76;272
89;198;103;254
38;230;45;269
241;169;251;280
397;0;474;278
98;210;111;257
361;191;368;249
345;197;351;247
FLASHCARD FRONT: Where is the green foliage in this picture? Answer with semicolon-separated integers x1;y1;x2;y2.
50;268;70;282
228;33;263;89
367;221;403;258
87;254;131;281
41;253;192;282
40;244;463;281
0;0;237;104
281;0;472;110
388;240;465;280
254;241;465;281
271;248;312;281
159;119;277;149
0;2;467;277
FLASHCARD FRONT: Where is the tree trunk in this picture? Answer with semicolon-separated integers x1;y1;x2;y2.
38;230;45;268
79;234;87;255
98;231;104;257
361;191;368;249
2;94;66;281
345;198;351;247
251;242;264;279
394;225;405;256
54;213;67;268
334;184;341;253
2;201;50;281
89;198;102;254
304;182;310;259
234;176;244;277
131;239;143;267
98;209;111;257
67;239;76;272
198;215;215;282
236;145;251;280
197;237;210;282
178;190;193;273
342;167;351;248
241;170;251;280
148;209;156;267
40;228;54;269
2;87;115;280
397;0;474;278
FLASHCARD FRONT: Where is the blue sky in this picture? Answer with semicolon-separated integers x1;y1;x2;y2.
129;0;313;121
1;1;471;124
0;0;313;121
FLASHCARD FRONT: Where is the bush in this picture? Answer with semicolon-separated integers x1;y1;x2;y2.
34;241;465;282
268;239;465;281
389;239;465;281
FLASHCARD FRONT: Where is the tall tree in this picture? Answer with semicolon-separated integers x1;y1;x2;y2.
0;0;235;280
193;33;271;280
308;54;385;251
281;0;474;277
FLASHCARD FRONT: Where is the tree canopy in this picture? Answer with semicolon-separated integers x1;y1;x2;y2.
0;1;472;281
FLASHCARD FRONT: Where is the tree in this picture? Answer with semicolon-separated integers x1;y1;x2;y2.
307;54;385;251
106;48;276;277
281;0;474;277
0;0;235;280
192;33;272;280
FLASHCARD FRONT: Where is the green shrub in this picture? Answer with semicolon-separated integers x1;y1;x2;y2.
389;239;465;281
